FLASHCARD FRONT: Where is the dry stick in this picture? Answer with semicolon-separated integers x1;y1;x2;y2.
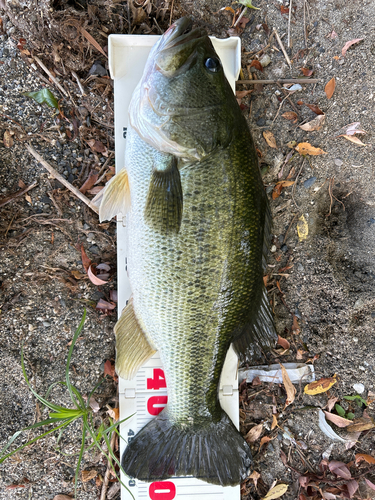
272;95;288;125
34;56;68;97
72;71;86;96
237;78;319;85
273;29;292;68
276;83;300;115
303;0;307;48
25;144;99;215
288;0;292;48
169;0;175;25
99;428;117;500
0;182;38;208
234;6;248;28
291;158;305;210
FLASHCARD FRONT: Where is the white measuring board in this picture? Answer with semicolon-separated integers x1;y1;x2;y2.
108;32;242;500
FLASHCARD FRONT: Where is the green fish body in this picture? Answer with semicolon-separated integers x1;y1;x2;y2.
99;17;276;487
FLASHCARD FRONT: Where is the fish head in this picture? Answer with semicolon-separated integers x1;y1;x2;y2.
129;18;238;161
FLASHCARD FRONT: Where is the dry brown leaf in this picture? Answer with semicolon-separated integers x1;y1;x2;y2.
107;406;120;420
79;244;92;273
272;180;295;200
18;179;26;189
71;270;86;280
323;410;352;428
346;417;375;433
303;103;324;115
282;111;298;123
271;414;278;430
304;374;337;395
86;139;108;154
325;78;336;99
291;315;300;335
280;363;296;407
326;396;338;412
53;496;74;500
96;298;116;311
262;483;288;500
355;453;375;465
339;135;367;146
82;469;98;482
277;335;290;350
250;60;263;72
79;171;99;194
87;186;104;195
88;264;108;285
342;38;364;56
3;130;14;148
299;114;325;132
246;423;263;443
263;130;277;149
236;90;254;98
249;470;261;489
296;349;304;360
259;436;272;449
300;68;313;77
295;142;327;155
25;194;32;204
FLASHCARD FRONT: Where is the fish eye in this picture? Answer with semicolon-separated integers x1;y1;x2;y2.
204;57;221;73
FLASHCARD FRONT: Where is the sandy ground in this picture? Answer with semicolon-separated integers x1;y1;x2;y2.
0;0;374;499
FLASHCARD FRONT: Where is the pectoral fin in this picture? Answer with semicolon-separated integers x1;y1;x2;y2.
97;168;131;222
144;152;183;234
115;298;156;380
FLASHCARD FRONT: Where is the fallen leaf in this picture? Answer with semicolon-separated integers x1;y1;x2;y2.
295;142;327;155
88;264;108;285
107;405;120;420
299;114;325;132
355;453;375;465
250;60;263;72
109;290;118;302
297;214;308;241
304;103;324;115
340;135;367;146
86;139;108;154
282;111;298;123
80;245;92;273
291;315;301;335
346;480;359;498
280;363;296;407
89;397;100;413
304;374;337;395
337;121;366;136
280;5;289;14
262;483;288;500
236;90;254;98
365;478;375;491
272;180;295;200
246;423;263;443
249;470;261;489
342;38;364;56
300;68;313;77
277;336;290;350
79;171;99;194
326;396;339;412
96;298;116;311
271;414;278;430
6;484;26;489
25;194;32;204
53;496;74;500
3;130;14;148
346;417;375;433
263;130;277;149
239;0;260;9
296;349;304;360
325;78;336;99
82;469;98;482
87;186;104;195
24;88;59;109
333;55;340;60
287;140;297;148
318;410;347;443
71;270;86;280
328;460;351;480
329;30;338;39
259;435;272;449
324;411;352;428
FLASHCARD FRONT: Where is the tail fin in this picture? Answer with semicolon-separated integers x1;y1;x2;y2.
122;410;252;486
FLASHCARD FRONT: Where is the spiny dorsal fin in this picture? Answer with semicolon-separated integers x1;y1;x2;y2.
115;298;156;380
97;168;130;222
144;152;183;234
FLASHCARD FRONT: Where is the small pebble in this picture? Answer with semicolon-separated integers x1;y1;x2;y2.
353;383;365;394
270;245;277;253
260;54;271;67
335;159;343;167
280;244;288;253
89;245;100;255
256;117;266;127
304;177;317;189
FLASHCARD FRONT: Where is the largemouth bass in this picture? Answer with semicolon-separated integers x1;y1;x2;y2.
99;17;277;486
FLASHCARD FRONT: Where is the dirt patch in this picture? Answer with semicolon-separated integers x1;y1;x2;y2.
1;0;375;499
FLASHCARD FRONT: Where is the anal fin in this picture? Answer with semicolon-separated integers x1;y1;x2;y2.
115;298;156;380
144;152;183;234
232;286;277;363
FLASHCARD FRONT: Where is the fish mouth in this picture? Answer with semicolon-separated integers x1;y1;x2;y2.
161;17;206;51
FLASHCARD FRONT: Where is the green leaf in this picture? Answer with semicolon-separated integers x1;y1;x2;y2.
23;88;59;109
335;404;345;417
344;395;367;406
346;412;355;420
239;0;260;9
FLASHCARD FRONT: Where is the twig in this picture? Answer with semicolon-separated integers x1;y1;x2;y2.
34;56;68;97
100;424;117;500
169;0;175;25
283;213;299;243
303;0;307;48
291;159;305;210
71;71;86;96
288;0;292;48
48;191;63;216
327;177;345;216
272;95;288;125
0;182;38;208
237;78;319;85
277;83;300;115
25;144;99;215
94;152;115;185
234;6;248;28
273;29;292;68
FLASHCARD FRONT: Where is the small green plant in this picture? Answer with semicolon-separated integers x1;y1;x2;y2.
0;310;133;498
344;394;368;407
23;88;59;109
335;403;355;420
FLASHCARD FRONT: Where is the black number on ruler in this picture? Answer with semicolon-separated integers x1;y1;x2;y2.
123;127;127;139
128;428;135;442
128;479;136;487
